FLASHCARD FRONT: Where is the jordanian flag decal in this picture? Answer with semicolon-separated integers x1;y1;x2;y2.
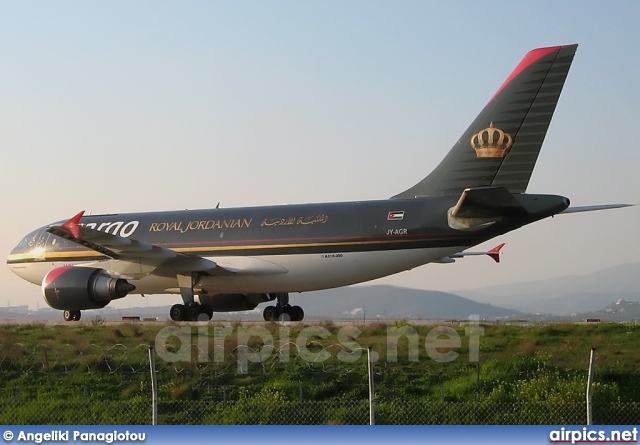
387;211;405;221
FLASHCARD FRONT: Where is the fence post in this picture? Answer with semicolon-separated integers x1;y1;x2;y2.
586;348;596;425
368;346;375;425
149;346;158;425
43;349;52;385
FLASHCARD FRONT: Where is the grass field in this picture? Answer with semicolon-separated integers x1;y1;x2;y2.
1;320;639;424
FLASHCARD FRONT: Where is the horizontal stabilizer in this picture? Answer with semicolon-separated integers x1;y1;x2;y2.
560;204;636;214
451;187;525;219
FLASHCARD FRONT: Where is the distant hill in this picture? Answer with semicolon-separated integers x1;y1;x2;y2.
456;262;640;315
573;299;640;322
2;263;637;321
0;285;529;321
294;285;529;320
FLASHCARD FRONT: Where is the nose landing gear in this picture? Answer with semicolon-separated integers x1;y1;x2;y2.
63;310;81;321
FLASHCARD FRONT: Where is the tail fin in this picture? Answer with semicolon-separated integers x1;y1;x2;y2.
393;44;578;199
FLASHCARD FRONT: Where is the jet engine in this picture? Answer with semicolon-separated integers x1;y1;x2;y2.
199;293;272;312
42;266;135;310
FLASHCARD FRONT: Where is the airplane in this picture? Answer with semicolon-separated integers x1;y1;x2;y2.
6;44;634;322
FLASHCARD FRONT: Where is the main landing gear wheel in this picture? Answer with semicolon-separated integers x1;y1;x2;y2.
263;305;278;321
262;304;304;322
290;305;304;321
169;303;212;322
171;273;212;321
63;310;81;322
262;293;304;322
170;304;187;321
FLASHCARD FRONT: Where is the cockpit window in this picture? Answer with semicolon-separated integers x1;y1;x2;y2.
12;228;80;255
48;234;75;250
35;232;49;250
15;230;40;251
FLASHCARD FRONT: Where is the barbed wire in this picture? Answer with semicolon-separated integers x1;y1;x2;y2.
1;340;640;425
3;341;640;385
0;398;638;425
0;341;382;373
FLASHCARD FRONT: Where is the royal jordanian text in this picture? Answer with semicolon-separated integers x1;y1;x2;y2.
149;219;252;233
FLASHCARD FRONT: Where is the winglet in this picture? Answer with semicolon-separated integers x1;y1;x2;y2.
62;211;85;239
487;243;506;263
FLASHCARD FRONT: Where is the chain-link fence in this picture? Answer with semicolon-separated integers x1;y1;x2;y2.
1;399;640;425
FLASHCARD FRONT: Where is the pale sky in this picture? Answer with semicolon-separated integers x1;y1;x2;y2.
1;1;638;310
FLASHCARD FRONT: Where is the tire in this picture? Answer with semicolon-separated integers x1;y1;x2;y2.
278;304;292;322
263;305;278;321
290;305;304;321
187;304;201;321
201;304;214;320
170;304;186;321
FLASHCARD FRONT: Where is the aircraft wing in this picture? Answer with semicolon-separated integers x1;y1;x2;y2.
46;211;225;279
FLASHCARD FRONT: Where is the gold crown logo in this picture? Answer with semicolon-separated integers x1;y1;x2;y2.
470;122;513;158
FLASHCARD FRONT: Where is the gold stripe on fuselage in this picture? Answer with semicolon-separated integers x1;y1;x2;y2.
7;236;457;263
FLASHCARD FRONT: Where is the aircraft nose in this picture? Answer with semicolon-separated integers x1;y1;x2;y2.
7;245;16;264
6;228;43;283
7;237;27;273
7;243;25;279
